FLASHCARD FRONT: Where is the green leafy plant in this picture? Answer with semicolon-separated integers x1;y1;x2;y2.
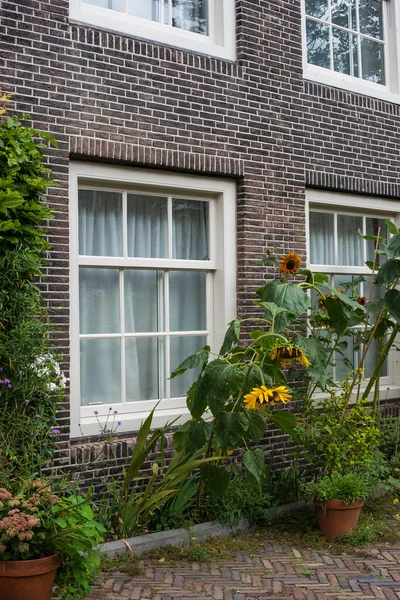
297;375;381;475
307;472;370;504
0;479;105;600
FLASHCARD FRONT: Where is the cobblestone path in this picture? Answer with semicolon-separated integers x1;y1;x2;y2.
86;544;400;600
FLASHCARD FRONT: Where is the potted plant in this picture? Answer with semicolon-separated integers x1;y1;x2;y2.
0;479;105;600
308;472;370;541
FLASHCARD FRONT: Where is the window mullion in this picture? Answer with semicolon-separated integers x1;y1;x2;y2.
327;0;334;71
165;270;171;399
168;195;173;259
120;269;126;405
356;0;362;79
334;212;338;266
123;191;128;258
169;0;172;27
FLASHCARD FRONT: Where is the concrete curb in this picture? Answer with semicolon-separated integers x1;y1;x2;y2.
98;500;306;558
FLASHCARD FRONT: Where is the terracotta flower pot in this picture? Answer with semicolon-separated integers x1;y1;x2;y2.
313;499;364;541
0;553;61;600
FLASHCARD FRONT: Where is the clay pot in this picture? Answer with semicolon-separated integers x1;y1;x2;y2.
313;499;364;541
0;553;61;600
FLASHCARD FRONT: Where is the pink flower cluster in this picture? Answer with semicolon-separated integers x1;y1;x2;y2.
0;509;40;541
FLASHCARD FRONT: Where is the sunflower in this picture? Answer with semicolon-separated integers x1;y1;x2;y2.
270;345;311;368
279;252;302;276
244;385;292;410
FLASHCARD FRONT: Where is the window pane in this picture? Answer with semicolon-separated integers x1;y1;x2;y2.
79;190;123;257
361;38;385;84
359;0;384;39
309;212;334;265
127;194;168;258
364;337;388;378
335;335;354;381
126;337;163;401
334;273;361;297
366;217;387;264
172;199;209;260
80;338;121;406
170;335;207;397
333;27;352;75
306;19;331;69
79;268;120;334
124;270;164;333
337;214;363;266
331;0;356;30
83;0;124;11
128;0;163;20
169;271;206;331
305;0;329;20
172;0;208;35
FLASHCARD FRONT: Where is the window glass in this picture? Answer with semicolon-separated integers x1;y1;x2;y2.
169;271;206;331
83;0;124;10
309;212;334;264
79;268;120;334
172;199;209;260
80;338;121;406
79;190;123;257
305;0;386;85
172;0;209;35
124;270;164;333
127;195;168;259
337;214;363;266
170;335;207;397
78;187;211;410
125;337;164;402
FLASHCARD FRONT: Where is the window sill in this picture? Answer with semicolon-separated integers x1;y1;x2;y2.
304;65;400;105
69;3;236;62
312;384;400;405
72;405;192;438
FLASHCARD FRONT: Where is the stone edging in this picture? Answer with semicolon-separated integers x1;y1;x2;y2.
98;500;306;559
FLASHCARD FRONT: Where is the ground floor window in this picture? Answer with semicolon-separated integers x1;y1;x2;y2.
307;189;400;389
69;163;236;437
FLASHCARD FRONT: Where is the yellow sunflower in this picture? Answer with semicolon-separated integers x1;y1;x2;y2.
244;385;292;410
270;346;311;368
279;252;302;276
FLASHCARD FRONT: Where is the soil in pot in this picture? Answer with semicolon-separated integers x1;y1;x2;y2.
313;499;364;542
0;553;61;600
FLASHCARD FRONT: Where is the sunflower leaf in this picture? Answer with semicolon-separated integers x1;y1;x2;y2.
170;345;210;379
270;411;297;438
386;234;400;259
219;318;241;356
256;280;310;332
214;412;250;450
243;448;265;485
385;220;398;235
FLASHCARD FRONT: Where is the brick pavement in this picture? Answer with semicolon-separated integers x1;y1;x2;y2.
86;543;400;600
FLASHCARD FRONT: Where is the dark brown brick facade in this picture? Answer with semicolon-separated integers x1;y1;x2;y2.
2;0;400;478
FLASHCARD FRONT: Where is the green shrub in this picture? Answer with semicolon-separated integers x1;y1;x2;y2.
207;467;275;526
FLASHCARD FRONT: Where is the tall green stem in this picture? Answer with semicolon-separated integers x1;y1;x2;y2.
362;324;399;403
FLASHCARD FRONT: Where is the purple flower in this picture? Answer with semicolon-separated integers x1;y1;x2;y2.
93;410;99;415
49;429;61;435
100;431;105;436
114;410;118;414
7;384;12;389
35;414;41;419
104;429;109;434
42;443;47;447
0;368;3;372
130;438;137;446
3;379;10;384
117;421;122;427
25;399;30;405
109;407;112;411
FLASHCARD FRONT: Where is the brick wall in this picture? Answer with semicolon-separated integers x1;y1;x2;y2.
2;0;400;477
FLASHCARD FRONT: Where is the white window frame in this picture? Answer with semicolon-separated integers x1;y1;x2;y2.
69;162;236;438
301;0;400;103
306;189;400;400
69;0;236;61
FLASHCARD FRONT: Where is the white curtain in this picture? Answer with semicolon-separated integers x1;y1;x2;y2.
311;211;386;381
78;190;208;406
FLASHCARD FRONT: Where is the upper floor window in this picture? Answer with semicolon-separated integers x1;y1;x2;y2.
70;0;236;61
302;0;400;102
